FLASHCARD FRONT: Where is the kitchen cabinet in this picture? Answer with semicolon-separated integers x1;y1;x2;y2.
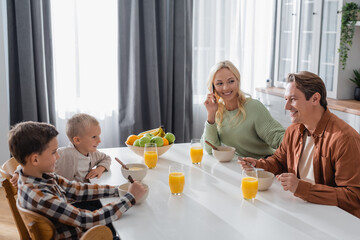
274;0;360;100
256;89;360;133
256;91;292;128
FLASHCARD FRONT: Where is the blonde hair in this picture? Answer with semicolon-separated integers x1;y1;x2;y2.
66;113;99;142
207;60;250;127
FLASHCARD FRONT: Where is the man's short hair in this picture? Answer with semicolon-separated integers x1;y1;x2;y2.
8;121;59;165
66;113;99;142
287;71;328;110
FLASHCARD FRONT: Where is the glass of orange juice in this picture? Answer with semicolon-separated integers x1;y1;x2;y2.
190;139;203;164
144;143;158;169
169;165;185;195
241;169;258;200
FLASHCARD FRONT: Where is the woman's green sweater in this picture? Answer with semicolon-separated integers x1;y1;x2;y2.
201;99;285;159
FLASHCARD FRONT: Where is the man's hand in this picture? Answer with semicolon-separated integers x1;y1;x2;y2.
277;173;299;193
85;166;106;179
238;157;257;170
10;172;19;188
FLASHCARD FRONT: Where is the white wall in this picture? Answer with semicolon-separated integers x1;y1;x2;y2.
336;23;360;99
336;0;360;99
0;0;10;165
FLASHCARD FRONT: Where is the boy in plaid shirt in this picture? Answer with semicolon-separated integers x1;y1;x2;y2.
9;121;147;239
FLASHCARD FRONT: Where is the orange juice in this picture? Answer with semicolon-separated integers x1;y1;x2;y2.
190;147;203;164
241;177;258;199
169;172;185;194
144;151;158;168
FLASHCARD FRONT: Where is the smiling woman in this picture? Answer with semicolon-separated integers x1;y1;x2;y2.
50;0;119;148
201;60;285;159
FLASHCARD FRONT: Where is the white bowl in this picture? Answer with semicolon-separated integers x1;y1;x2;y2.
246;170;275;191
121;163;148;181
118;182;149;204
212;146;236;162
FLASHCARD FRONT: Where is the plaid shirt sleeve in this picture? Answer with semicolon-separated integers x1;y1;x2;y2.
18;173;135;239
56;174;119;202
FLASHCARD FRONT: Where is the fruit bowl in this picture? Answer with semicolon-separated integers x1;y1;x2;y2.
126;143;174;157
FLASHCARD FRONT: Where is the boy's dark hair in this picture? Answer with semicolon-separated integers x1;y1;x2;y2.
8;121;59;165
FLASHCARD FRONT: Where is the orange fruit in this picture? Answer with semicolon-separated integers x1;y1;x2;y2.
162;137;169;146
126;135;139;145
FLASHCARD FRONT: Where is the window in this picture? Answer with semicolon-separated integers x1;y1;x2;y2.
51;0;119;147
192;0;276;137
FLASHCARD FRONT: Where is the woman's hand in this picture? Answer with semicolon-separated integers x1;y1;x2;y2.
204;93;218;124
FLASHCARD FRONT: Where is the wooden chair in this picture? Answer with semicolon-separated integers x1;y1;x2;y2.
80;225;113;240
1;157;19;179
0;157;30;240
17;200;113;240
16;200;55;240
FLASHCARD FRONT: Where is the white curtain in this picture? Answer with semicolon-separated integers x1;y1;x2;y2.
192;0;276;138
50;0;119;148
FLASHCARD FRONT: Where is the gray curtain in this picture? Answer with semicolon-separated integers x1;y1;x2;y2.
7;0;55;126
118;0;193;145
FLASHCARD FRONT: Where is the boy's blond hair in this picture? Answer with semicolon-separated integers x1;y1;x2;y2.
66;113;99;142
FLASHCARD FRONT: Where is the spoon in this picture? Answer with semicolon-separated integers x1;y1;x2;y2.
205;140;218;151
238;157;264;172
115;157;129;170
128;175;134;183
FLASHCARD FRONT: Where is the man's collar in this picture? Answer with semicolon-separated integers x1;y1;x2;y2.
312;108;331;138
297;108;330;138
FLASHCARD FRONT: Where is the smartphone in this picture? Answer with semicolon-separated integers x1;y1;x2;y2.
212;84;217;103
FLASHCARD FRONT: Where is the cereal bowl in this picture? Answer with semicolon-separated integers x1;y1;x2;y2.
118;182;149;204
212;146;236;162
121;163;148;181
126;143;173;157
246;170;275;191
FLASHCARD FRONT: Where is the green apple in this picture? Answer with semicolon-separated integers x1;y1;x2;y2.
144;133;154;138
133;139;140;147
139;136;151;147
150;136;164;147
165;132;175;144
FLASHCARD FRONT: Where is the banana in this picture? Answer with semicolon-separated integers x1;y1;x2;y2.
156;127;165;137
138;126;165;138
137;127;159;138
151;128;160;136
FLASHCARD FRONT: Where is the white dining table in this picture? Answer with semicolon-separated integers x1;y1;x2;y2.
91;143;360;240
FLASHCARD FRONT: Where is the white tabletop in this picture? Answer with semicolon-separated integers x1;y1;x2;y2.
91;143;360;240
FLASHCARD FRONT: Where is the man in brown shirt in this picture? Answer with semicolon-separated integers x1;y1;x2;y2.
239;71;360;218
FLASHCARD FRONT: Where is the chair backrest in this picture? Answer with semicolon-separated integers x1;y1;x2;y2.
16;200;56;240
1;157;30;240
1;157;19;179
17;199;113;240
80;225;113;240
